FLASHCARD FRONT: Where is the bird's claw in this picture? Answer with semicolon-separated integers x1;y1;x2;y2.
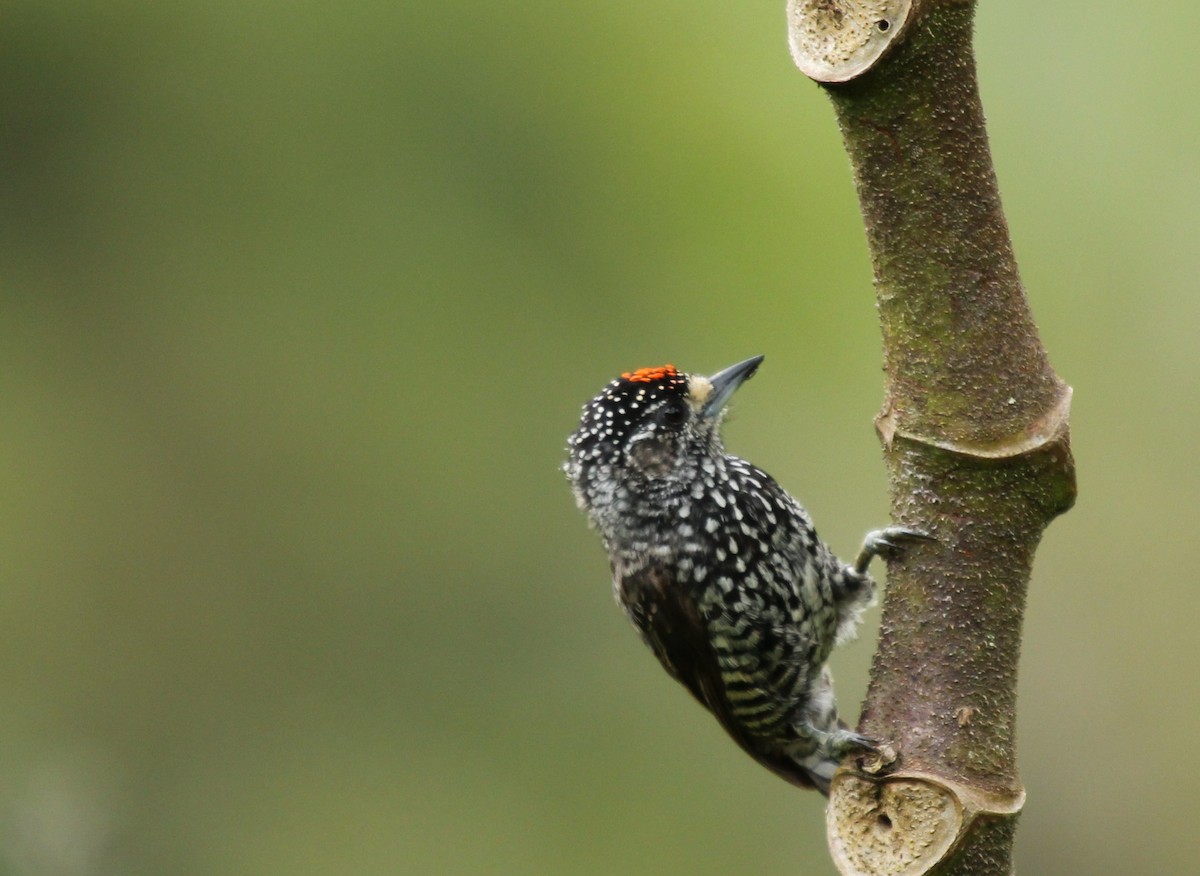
854;526;935;575
839;730;879;755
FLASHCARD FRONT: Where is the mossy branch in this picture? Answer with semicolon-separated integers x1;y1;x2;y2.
787;2;1077;874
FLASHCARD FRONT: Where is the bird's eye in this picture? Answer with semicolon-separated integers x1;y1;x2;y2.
662;401;688;427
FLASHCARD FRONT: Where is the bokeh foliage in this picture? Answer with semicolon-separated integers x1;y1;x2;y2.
2;2;1197;873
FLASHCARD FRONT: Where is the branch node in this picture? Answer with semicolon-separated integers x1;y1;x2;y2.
827;771;1025;876
787;0;916;83
876;385;1073;460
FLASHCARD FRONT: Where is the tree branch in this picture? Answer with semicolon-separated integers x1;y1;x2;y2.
787;2;1077;873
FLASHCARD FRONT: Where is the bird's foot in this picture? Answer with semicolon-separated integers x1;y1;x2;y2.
854;526;935;575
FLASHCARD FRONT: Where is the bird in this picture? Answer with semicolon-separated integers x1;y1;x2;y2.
564;355;923;793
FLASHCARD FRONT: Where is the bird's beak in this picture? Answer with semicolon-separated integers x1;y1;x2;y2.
700;355;765;420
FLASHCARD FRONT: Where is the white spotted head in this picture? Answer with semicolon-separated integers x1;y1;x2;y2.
565;357;764;503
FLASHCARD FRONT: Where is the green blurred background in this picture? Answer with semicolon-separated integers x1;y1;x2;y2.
2;1;1196;873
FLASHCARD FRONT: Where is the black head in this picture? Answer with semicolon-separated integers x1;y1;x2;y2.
565;356;764;488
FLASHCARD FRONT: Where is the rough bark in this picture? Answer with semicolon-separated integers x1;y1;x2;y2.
787;2;1076;873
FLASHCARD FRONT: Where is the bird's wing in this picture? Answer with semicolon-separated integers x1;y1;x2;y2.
616;564;819;790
